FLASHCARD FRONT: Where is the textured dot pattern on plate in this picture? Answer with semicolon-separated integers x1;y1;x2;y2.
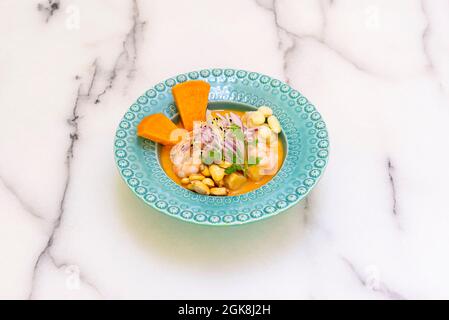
114;68;329;226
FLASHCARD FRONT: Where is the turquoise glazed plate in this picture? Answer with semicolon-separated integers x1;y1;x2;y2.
114;69;329;226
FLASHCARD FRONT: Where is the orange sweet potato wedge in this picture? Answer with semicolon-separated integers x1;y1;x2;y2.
137;113;178;145
172;80;210;131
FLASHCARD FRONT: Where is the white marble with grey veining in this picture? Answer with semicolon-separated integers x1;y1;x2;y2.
1;0;449;300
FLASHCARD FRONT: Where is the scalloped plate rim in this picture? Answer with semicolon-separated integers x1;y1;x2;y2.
114;68;330;226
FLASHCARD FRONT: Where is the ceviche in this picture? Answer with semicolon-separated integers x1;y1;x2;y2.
137;80;284;196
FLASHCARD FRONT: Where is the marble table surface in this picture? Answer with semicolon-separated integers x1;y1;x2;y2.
1;0;448;300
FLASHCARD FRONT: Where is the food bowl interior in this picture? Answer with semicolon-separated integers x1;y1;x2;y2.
116;69;329;225
156;101;287;191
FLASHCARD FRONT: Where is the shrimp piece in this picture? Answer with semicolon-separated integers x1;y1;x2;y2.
173;160;200;178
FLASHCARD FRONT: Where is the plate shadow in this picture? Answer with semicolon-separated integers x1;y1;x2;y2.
116;175;308;271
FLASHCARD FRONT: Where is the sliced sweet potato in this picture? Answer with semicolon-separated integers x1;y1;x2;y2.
172;80;210;131
137;113;178;145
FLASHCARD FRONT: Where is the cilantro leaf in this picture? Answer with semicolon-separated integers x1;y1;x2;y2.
225;165;238;175
225;164;247;175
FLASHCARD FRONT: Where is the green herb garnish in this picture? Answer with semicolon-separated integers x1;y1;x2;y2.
225;164;245;175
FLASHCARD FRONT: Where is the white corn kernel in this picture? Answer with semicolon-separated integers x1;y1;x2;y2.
181;177;190;184
189;174;205;181
248;111;265;126
258;106;273;117
267;115;281;133
209;164;225;183
202;178;215;187
210;187;228;196
201;166;211;177
191;181;210;195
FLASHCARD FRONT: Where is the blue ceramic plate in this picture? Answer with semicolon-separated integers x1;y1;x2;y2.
114;69;329;226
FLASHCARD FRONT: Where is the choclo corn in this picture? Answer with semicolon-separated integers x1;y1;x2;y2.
201;166;211;177
202;178;215;187
210;187;227;196
248;111;265;126
258;106;273;117
209;164;225;183
189;173;205;181
181;177;190;184
267;115;281;133
191;180;210;195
